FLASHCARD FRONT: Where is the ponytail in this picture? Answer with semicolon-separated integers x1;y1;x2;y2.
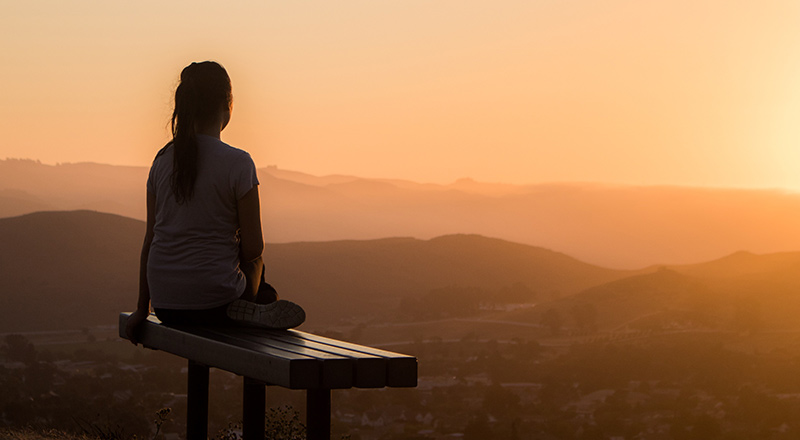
167;61;232;203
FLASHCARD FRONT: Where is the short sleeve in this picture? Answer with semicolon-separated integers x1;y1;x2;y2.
232;152;259;200
146;159;157;194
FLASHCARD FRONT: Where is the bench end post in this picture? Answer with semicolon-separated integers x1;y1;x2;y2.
186;360;210;440
242;377;266;440
306;388;331;440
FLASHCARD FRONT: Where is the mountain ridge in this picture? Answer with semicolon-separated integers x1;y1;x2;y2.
6;159;800;268
3;210;800;334
0;210;629;332
4;210;800;334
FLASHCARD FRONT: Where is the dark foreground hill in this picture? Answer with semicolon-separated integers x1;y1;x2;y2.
0;210;143;333
263;234;635;324
0;210;633;332
5;210;800;334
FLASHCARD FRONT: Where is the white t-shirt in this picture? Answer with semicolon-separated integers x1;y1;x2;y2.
146;135;259;310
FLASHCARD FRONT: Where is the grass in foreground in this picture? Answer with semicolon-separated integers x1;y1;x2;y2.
0;429;96;440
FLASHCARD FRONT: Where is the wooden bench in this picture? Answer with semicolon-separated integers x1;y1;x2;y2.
118;312;417;440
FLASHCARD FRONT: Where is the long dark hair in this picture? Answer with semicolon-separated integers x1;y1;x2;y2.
162;61;232;203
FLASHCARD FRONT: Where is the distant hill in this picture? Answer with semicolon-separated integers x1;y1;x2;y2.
670;250;800;280
262;234;635;324
509;269;717;331
0;210;633;332
0;159;147;220
4;209;800;333
0;189;53;218
670;252;800;332
505;256;800;333
6;159;800;268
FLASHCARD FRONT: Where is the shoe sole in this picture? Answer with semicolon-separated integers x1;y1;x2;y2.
227;299;306;329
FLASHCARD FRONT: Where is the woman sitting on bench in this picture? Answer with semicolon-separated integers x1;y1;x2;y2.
126;61;304;345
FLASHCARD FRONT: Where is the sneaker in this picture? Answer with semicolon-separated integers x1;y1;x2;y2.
226;299;306;329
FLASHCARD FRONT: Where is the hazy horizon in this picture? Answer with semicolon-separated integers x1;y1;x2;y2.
5;158;800;270
7;156;800;193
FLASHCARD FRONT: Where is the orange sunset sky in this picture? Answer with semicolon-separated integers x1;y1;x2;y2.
2;1;800;188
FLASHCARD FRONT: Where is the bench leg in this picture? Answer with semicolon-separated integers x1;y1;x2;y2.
306;389;331;440
242;377;266;440
187;360;209;440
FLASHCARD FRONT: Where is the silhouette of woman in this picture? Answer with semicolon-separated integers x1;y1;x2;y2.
126;61;304;344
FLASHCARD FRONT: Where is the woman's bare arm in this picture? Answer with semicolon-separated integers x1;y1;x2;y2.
125;191;156;345
238;185;264;263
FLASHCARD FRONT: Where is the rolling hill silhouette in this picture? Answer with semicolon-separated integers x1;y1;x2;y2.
4;210;800;333
670;250;800;280
7;159;800;268
0;159;146;219
512;269;718;331
262;234;636;324
0;210;633;332
0;189;53;218
505;255;800;333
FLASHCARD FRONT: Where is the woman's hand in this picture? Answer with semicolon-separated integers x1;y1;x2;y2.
125;308;150;346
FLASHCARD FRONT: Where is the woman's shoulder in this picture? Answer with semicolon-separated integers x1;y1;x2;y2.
199;135;249;156
198;136;254;170
149;143;174;174
152;142;173;162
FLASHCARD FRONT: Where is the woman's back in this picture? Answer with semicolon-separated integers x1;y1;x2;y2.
147;135;259;310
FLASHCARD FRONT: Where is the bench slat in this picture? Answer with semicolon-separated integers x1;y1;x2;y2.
236;328;388;388
200;328;354;389
273;330;418;387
